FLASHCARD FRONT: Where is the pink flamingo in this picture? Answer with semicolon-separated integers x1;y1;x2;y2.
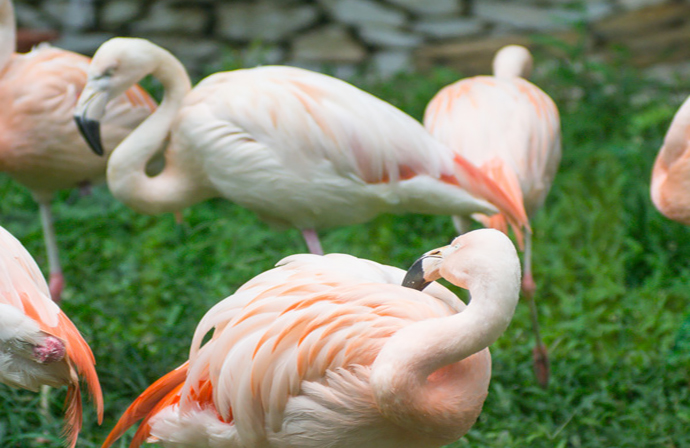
423;45;561;387
100;228;520;448
0;224;103;448
651;94;690;224
73;37;529;255
0;0;156;302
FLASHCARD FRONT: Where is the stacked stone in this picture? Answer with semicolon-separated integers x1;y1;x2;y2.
11;0;684;78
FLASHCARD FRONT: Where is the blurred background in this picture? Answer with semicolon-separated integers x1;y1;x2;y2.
13;0;690;79
3;0;690;447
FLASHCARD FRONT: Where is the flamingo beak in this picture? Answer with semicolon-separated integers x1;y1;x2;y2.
74;86;108;156
402;246;451;291
74;114;103;156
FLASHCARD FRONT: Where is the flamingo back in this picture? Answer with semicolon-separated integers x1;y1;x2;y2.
424;75;561;218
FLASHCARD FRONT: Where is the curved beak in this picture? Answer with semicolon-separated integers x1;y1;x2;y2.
74;115;103;156
402;245;454;291
73;85;108;156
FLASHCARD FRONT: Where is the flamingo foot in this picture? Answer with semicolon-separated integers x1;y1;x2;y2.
532;344;549;388
48;272;64;303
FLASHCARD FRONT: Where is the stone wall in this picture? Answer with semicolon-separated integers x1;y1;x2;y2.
12;0;688;78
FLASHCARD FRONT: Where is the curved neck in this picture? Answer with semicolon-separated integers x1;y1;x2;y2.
370;270;518;435
0;0;16;71
106;48;212;214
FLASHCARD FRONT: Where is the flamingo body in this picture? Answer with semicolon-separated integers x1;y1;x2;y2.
0;46;154;195
0;0;155;301
101;229;520;448
171;67;512;230
75;38;529;254
0;224;103;448
651;94;690;224
423;45;561;387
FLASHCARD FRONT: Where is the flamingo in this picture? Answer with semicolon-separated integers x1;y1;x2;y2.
651;94;690;224
0;0;156;302
99;228;520;448
0;224;103;448
73;37;529;255
423;45;561;387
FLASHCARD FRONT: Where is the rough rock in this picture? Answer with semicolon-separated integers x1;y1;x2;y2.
474;2;582;31
292;25;367;63
385;0;460;16
413;18;484;39
53;32;116;56
372;49;411;77
320;0;406;27
359;24;423;48
132;2;207;34
100;0;144;30
217;2;319;42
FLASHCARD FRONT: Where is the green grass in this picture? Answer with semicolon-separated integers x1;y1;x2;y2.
2;41;690;447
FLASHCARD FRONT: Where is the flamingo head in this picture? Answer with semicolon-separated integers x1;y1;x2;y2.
402;229;520;293
74;38;160;155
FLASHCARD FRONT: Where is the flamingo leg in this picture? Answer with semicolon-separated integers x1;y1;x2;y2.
39;384;52;419
451;215;473;235
521;231;549;388
36;196;64;303
301;228;324;255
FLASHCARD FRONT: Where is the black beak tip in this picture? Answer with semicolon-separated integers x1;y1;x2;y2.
402;257;430;291
74;115;104;156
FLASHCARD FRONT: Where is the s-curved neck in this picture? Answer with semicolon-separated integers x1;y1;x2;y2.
370;267;518;436
106;46;212;215
0;0;16;72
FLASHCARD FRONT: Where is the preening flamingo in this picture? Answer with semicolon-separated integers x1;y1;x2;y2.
73;37;528;255
0;0;156;302
423;45;561;387
651;94;690;224
0;224;103;448
100;228;519;448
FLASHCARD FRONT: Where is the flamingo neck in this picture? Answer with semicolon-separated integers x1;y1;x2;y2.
370;266;518;438
492;47;532;80
0;0;16;72
106;48;212;215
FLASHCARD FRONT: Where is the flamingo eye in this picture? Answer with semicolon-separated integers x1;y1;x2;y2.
92;66;116;81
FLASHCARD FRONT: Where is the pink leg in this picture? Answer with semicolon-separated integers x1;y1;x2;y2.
522;232;549;388
174;210;184;224
301;228;324;255
48;273;65;303
36;196;64;303
78;180;93;197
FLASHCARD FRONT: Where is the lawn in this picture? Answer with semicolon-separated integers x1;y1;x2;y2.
1;40;689;447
